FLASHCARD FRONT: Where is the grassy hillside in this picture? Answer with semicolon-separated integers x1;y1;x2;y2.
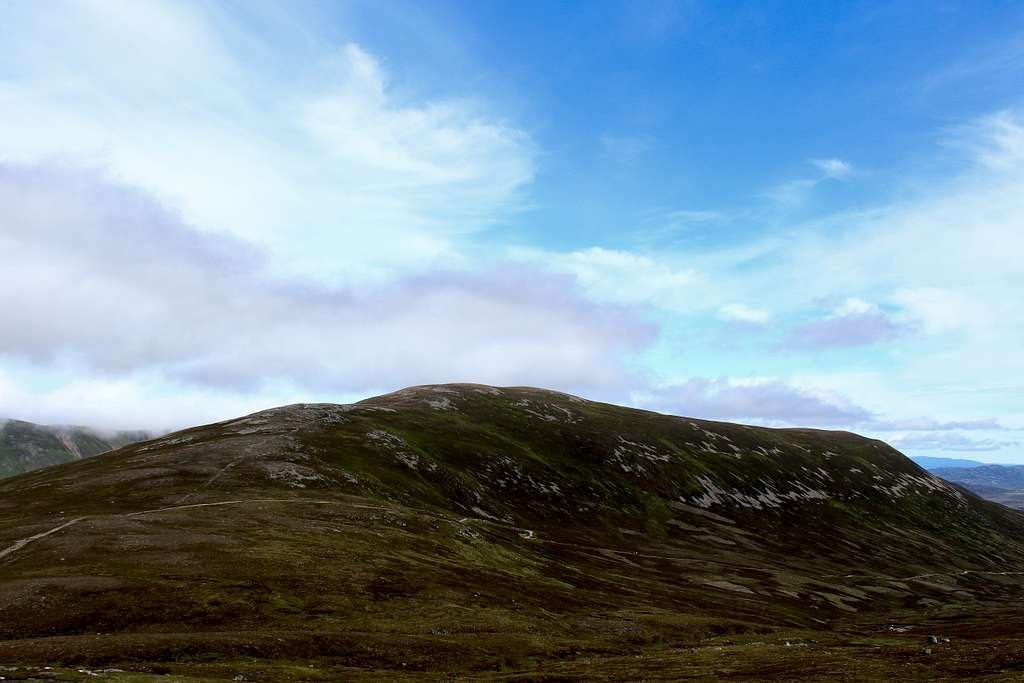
2;384;1024;681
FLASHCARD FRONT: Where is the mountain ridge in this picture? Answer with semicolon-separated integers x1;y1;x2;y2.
2;384;1024;680
911;455;989;470
934;464;1024;510
0;417;150;478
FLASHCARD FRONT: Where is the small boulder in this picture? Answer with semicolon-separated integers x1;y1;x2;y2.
927;635;940;644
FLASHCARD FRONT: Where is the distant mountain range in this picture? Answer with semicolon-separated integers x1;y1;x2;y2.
2;384;1024;679
910;455;988;470
908;456;1024;509
0;418;150;478
932;465;1024;509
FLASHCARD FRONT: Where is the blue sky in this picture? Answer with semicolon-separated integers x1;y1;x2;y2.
0;0;1022;462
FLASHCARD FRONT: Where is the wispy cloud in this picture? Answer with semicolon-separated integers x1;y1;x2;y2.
630;207;733;246
886;433;1019;453
661;209;729;226
600;133;655;164
718;303;772;325
923;32;1024;94
948;109;1024;171
810;158;852;179
618;0;699;42
510;246;700;312
868;417;1005;431
763;157;853;206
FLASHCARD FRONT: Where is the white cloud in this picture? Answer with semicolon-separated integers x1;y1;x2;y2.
511;246;700;312
833;297;876;316
890;287;974;335
811;157;852;179
718;303;772;325
0;1;534;283
299;44;530;194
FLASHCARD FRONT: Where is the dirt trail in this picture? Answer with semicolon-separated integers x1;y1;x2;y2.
0;499;393;562
127;498;392;517
0;517;86;561
827;568;1024;581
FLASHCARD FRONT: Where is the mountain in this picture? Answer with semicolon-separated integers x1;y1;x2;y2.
0;418;150;478
934;464;1024;509
2;384;1024;681
910;455;987;470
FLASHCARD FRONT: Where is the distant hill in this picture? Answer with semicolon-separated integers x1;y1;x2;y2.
934;464;1024;509
2;384;1024;679
0;419;150;478
911;455;987;470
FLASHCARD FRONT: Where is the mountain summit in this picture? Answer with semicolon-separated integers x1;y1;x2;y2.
2;384;1023;679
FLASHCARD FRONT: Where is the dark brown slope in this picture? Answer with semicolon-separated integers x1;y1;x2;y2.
1;384;1024;681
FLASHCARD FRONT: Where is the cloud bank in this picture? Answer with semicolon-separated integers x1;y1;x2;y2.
635;378;873;426
0;164;651;402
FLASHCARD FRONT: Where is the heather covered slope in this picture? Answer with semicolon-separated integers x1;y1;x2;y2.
2;384;1024;681
0;418;149;478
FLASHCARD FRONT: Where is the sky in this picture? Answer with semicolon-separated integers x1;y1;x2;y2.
0;0;1022;462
